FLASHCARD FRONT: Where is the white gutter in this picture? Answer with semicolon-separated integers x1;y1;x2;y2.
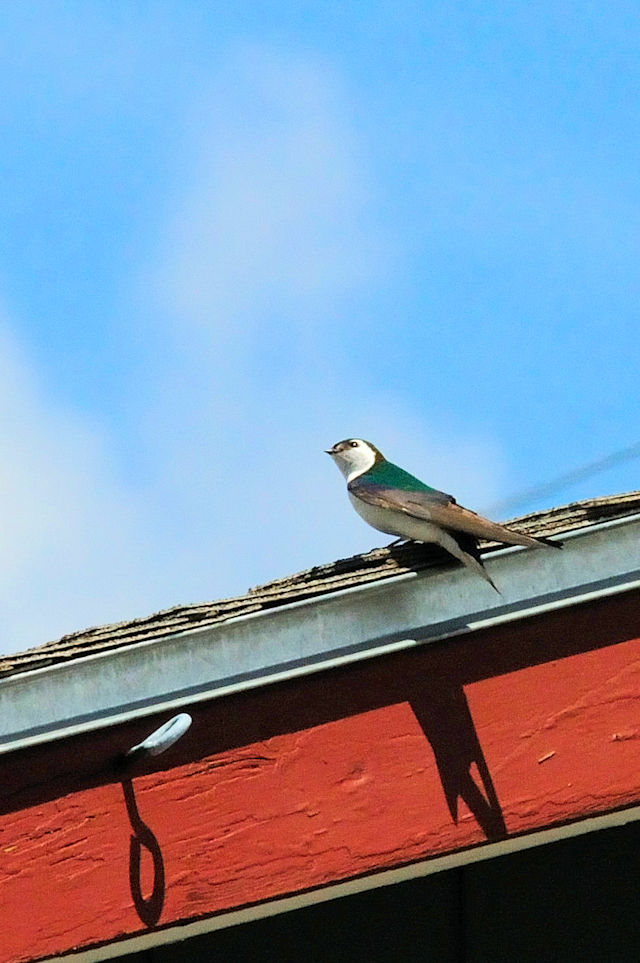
1;513;639;754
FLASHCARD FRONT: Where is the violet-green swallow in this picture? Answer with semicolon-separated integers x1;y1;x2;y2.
326;438;560;590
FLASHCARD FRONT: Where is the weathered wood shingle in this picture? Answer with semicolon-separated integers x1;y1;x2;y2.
1;492;638;680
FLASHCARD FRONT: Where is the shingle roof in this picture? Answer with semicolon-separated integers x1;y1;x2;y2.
1;492;639;681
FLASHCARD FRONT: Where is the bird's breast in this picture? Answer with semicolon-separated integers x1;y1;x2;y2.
348;492;443;543
348;492;399;535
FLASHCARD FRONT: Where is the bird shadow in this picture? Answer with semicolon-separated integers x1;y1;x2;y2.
409;682;506;838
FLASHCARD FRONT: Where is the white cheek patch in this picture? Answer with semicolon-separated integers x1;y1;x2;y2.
345;444;376;482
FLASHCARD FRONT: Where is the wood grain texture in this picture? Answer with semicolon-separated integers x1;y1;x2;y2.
1;591;640;962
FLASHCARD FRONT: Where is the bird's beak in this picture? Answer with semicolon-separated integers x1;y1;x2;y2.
325;446;338;455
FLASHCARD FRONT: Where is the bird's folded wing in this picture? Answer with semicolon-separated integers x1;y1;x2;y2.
348;479;541;545
348;480;455;518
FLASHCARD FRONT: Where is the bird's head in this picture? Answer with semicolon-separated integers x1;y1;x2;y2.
325;438;384;481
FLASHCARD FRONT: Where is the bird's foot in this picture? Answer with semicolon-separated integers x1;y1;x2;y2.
387;537;411;548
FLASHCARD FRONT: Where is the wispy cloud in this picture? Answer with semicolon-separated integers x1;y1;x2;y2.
160;46;379;336
132;46;505;595
0;318;161;651
0;45;505;653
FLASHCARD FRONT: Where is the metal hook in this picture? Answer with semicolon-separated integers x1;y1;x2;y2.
124;713;192;764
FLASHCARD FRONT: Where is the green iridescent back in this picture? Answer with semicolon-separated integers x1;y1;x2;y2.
363;459;440;494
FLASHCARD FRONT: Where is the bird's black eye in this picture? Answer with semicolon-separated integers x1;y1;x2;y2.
350;441;358;447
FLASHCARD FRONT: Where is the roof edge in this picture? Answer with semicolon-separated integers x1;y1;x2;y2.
1;509;640;753
3;491;640;681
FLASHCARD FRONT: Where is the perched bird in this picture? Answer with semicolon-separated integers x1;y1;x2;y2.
326;438;561;591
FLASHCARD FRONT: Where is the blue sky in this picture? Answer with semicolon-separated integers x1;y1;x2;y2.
1;2;639;652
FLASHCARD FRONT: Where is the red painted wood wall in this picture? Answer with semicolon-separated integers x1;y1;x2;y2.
1;590;640;962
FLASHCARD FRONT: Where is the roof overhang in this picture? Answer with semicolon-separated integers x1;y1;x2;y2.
2;510;639;753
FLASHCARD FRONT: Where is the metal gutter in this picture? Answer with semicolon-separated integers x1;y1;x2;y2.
1;513;639;753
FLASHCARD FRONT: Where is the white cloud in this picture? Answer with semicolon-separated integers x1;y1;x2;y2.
157;45;381;340
0;321;165;652
129;47;505;598
0;46;505;654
